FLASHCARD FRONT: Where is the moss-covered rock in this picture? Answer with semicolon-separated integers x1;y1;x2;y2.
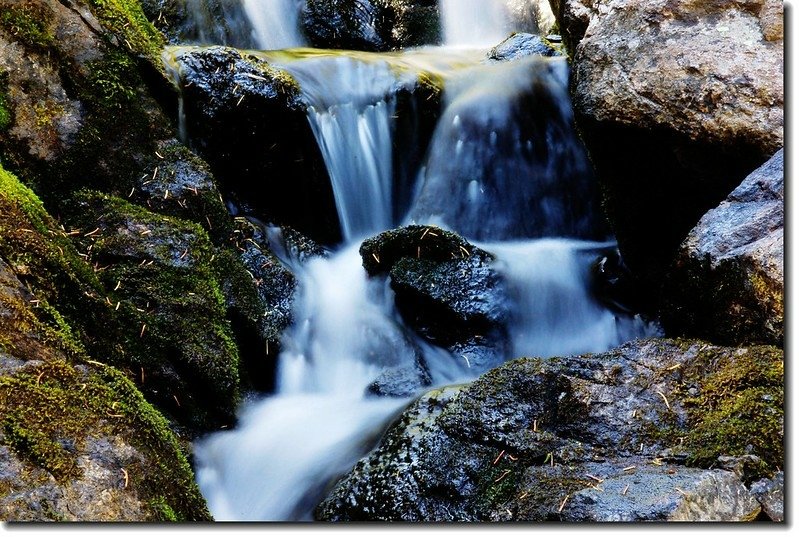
61;189;241;431
317;338;782;521
0;193;210;520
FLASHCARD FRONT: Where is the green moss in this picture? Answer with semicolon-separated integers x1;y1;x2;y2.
680;346;783;481
86;0;165;59
0;358;212;520
0;1;55;50
0;71;11;131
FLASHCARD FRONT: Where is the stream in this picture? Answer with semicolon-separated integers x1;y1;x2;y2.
178;0;656;521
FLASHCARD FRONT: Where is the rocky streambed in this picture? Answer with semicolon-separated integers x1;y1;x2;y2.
0;0;784;523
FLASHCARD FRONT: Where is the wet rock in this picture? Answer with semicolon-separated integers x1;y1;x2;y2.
303;0;441;51
661;149;783;347
367;363;431;398
173;46;341;244
487;33;561;62
560;0;784;289
303;0;387;51
750;471;783;522
317;338;783;521
360;226;509;371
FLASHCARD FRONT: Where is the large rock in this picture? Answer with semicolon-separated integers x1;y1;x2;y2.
172;46;341;244
317;338;782;521
0;171;210;521
558;0;783;290
661;149;783;347
61;190;242;432
361;226;510;372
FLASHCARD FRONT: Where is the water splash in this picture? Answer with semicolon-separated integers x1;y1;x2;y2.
440;0;511;47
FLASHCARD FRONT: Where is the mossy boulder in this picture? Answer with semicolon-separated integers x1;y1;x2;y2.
60;189;241;431
0;173;210;520
317;338;782;521
661;149;783;347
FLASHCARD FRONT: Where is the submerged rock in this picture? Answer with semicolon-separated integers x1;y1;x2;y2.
557;0;784;289
317;338;782;521
361;226;509;372
661;149;784;347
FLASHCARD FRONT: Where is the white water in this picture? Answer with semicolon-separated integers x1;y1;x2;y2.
278;57;410;242
191;12;656;521
441;0;511;47
243;0;306;50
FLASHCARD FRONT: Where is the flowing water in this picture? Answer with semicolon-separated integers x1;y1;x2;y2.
242;0;306;49
189;0;656;522
441;0;511;47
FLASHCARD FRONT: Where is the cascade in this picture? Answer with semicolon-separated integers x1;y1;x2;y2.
187;2;655;522
243;0;307;50
441;0;511;47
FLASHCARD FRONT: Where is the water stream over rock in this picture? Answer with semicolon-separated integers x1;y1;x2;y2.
186;0;655;522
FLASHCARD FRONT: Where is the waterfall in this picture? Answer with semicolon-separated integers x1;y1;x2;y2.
407;56;602;241
243;0;307;50
178;0;306;49
441;0;511;47
277;56;410;242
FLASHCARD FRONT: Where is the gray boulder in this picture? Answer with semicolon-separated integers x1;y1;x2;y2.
661;149;783;346
555;0;784;289
317;338;782;521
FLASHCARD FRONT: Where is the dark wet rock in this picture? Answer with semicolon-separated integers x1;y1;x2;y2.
303;0;441;51
360;226;509;371
589;248;641;314
142;0;256;47
303;0;386;51
557;0;784;291
367;363;431;398
487;33;561;62
317;338;782;521
130;138;233;243
173;46;341;244
661;149;783;347
217;218;297;392
750;471;783;522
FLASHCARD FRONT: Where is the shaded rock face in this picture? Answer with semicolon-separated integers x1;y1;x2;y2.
174;46;341;244
661;149;783;347
64;190;241;432
557;0;783;290
750;471;783;522
0;252;210;521
360;226;510;372
317;338;782;521
302;0;441;51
